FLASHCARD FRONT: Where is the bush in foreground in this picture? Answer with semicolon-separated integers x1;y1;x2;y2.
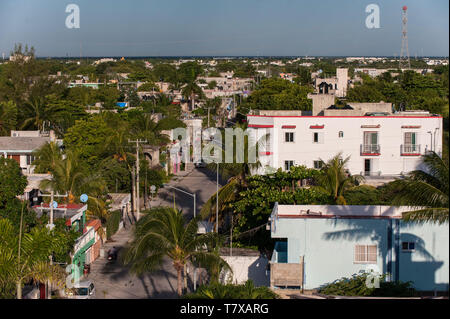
318;273;416;297
184;280;279;299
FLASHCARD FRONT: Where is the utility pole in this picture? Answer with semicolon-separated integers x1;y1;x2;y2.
39;191;67;299
129;139;147;220
216;162;219;233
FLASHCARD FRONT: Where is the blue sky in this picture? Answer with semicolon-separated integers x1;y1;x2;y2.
0;0;448;57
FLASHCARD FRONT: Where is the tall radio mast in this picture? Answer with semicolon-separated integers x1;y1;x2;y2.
399;5;411;70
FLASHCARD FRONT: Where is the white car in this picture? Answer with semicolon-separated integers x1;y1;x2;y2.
65;280;95;299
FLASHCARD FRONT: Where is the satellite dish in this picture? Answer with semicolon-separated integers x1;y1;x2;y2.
80;194;88;203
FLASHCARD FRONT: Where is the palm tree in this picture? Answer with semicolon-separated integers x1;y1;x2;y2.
0;101;17;136
317;153;364;205
181;82;204;111
200;127;265;227
32;141;63;174
130;112;170;146
184;280;279;299
0;218;66;299
21;96;63;131
391;151;449;223
123;207;229;296
40;150;106;204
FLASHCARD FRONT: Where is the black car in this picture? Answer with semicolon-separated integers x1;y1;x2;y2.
194;160;207;168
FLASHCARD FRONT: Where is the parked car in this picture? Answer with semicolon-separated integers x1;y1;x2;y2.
194;160;207;168
65;281;95;299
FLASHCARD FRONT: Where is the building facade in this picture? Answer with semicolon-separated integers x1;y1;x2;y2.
247;109;442;178
268;204;449;292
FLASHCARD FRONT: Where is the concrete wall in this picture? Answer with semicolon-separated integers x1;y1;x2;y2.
308;94;335;116
271;217;449;291
336;68;348;97
221;255;269;287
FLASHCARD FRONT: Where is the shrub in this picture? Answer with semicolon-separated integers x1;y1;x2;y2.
184;280;279;299
106;210;121;239
318;273;416;297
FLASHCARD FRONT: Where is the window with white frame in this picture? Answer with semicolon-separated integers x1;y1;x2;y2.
401;242;415;252
313;132;324;144
354;245;377;263
284;160;294;171
285;132;294;143
313;160;323;169
313;132;319;143
338;131;344;138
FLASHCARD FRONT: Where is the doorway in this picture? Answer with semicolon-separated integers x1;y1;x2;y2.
364;159;371;176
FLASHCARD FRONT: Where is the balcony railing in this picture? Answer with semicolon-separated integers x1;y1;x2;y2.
401;144;421;155
361;144;380;155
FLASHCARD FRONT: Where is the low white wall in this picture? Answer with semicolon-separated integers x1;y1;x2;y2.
221;255;269;287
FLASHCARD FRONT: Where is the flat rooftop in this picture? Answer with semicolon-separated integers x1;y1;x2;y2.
271;204;419;219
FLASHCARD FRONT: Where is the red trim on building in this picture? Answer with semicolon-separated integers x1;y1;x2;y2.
401;153;421;156
401;125;421;128
259;152;273;155
247;115;442;119
361;153;381;156
361;125;381;128
277;214;401;219
310;125;324;129
248;124;274;128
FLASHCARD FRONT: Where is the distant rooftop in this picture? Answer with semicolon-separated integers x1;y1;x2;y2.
0;136;51;152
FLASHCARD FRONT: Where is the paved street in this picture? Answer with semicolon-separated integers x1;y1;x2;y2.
150;165;223;218
88;166;222;299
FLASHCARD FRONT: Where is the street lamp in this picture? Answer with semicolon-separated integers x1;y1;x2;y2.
162;184;196;218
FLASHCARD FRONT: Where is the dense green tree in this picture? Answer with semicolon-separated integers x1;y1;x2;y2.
95;85;120;109
64;116;115;167
0;218;66;299
0;157;27;205
244;78;313;110
0;101;17;136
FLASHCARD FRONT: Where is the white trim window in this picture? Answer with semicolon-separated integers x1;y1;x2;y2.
401;242;416;252
284;160;294;171
313;132;324;144
285;132;294;143
354;245;377;264
313;160;323;169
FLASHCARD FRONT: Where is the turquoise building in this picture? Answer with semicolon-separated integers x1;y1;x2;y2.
269;204;449;292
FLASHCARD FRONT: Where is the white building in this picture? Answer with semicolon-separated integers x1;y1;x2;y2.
247;98;443;181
